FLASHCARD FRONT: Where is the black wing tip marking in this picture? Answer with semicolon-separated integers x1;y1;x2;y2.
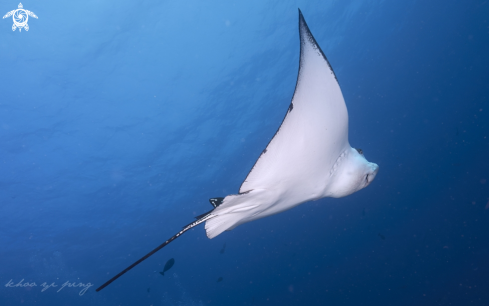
297;9;338;82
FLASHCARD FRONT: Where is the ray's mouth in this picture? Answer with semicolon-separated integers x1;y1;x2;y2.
365;163;379;186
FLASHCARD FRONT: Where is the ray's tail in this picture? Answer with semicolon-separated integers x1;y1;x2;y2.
95;212;215;292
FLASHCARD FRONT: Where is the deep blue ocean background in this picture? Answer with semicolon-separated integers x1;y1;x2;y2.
1;0;488;305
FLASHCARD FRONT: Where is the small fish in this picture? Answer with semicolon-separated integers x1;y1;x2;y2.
220;243;226;254
378;233;385;240
217;277;223;282
362;208;365;216
159;258;175;276
147;287;150;293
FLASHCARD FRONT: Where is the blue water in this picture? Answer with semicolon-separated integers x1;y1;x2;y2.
1;0;488;305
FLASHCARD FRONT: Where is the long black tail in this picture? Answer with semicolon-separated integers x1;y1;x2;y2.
96;212;214;292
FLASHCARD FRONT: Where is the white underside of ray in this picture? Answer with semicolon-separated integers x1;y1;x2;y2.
205;13;350;239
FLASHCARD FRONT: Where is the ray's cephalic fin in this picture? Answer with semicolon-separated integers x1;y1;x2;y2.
95;212;215;292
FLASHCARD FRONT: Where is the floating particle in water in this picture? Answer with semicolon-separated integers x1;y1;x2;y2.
288;285;294;293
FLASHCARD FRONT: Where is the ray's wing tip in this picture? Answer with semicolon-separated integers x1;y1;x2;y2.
298;10;312;39
298;9;305;24
296;10;338;81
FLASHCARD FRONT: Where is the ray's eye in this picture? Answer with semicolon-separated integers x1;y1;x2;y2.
356;148;363;155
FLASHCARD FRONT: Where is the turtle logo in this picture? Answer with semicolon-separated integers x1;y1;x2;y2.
3;3;38;32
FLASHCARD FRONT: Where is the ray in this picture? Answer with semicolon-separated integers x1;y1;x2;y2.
204;10;378;238
96;9;378;292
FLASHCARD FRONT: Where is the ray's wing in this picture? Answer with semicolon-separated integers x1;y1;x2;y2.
2;10;15;19
239;10;349;194
25;10;38;18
